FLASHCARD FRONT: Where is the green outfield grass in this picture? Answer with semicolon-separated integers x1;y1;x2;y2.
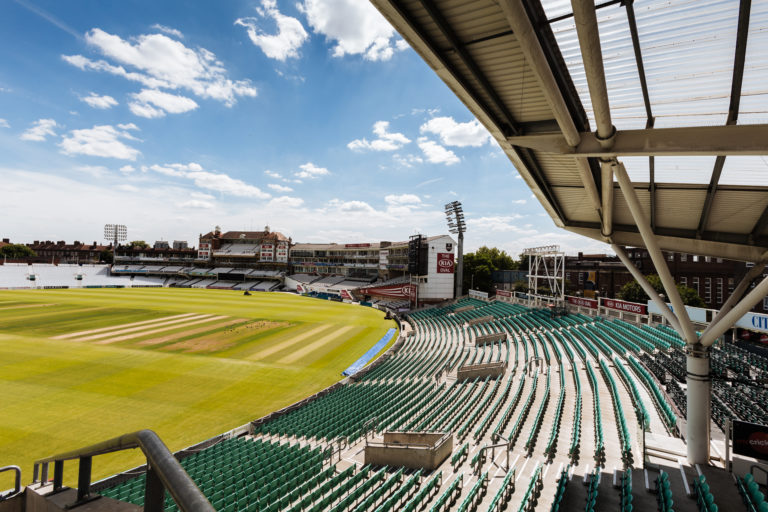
0;288;396;485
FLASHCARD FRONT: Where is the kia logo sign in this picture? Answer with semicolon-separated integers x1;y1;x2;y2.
437;253;455;273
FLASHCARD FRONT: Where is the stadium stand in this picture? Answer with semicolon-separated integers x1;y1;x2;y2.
11;291;768;511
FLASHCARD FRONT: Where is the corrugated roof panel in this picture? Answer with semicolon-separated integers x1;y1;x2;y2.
655;189;707;230
707;190;768;234
467;35;554;122
719;156;768;186
439;0;512;42
636;0;737;128
552;187;601;223
653;156;717;185
613;186;651;226
534;153;584;187
559;3;649;131
737;1;768;125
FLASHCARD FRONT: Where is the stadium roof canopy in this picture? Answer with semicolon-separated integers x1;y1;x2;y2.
371;0;768;263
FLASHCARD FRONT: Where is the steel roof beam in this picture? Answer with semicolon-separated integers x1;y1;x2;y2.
416;0;521;137
508;124;768;156
547;0;622;24
697;0;752;238
570;0;615;143
376;0;517;140
497;0;601;215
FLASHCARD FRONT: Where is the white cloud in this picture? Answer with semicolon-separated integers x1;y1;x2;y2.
269;195;304;208
385;193;421;207
59;124;141;160
420;117;491;147
129;88;198;118
148;163;188;177
117;184;139;192
327;198;375;213
417;137;459;165
20;118;58;141
75;165;109;178
178;199;214;209
151;24;184;39
63;28;257;106
298;0;408;61
268;183;293;192
81;92;118;109
511;199;527;205
0;119;9;128
393;153;423;168
117;123;139;131
188;171;270;198
235;1;309;61
348;121;410;152
120;165;135;173
471;215;531;233
295;162;330;179
264;170;282;179
143;162;270;199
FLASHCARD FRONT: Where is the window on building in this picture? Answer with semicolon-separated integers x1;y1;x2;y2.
693;277;699;294
705;277;712;303
667;253;674;261
728;278;735;295
693;255;700;262
717;258;723;263
578;272;584;284
566;272;571;280
764;296;768;311
681;253;688;262
680;277;687;287
705;256;712;263
717;278;723;304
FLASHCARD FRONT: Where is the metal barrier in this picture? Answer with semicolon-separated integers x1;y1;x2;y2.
32;429;213;512
0;465;21;500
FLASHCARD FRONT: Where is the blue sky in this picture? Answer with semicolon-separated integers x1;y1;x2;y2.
0;0;609;256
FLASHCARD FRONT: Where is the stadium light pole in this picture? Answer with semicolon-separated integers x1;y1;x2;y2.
104;224;127;252
445;201;466;299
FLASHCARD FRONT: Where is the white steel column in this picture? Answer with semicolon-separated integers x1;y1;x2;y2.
701;261;767;339
686;344;711;464
613;161;697;344
612;244;684;335
613;160;710;463
699;274;768;347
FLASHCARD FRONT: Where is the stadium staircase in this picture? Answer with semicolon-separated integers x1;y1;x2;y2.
5;298;768;511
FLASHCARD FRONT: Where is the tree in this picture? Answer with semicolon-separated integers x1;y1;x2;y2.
619;274;705;307
99;249;114;264
513;280;529;293
0;244;36;259
462;246;518;294
129;240;148;249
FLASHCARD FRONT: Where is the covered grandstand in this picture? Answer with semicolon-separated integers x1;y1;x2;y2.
5;0;768;511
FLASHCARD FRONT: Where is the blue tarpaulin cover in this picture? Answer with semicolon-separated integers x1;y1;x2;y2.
342;327;397;376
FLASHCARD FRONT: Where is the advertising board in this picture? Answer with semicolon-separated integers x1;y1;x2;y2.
603;298;647;315
437;253;455;273
567;296;598;309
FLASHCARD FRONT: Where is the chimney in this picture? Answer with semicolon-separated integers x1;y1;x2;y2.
1;238;8;243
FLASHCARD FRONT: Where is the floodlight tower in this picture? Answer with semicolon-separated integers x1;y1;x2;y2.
104;224;127;249
445;201;466;299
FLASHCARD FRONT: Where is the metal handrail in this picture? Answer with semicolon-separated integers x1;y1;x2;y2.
0;466;21;499
32;429;213;512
